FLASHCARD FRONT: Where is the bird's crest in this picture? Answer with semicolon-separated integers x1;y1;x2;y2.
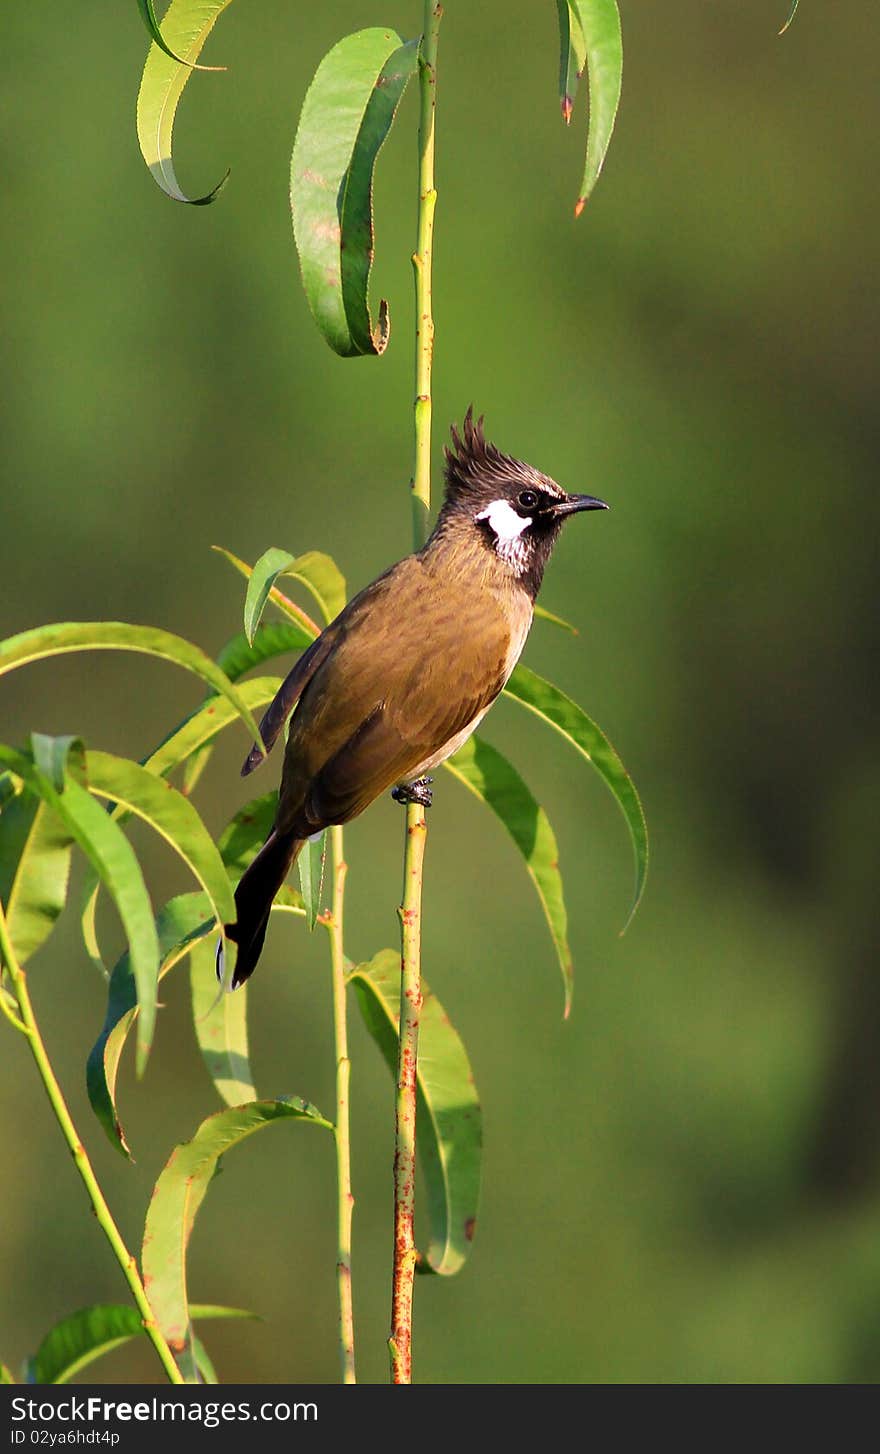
443;406;523;501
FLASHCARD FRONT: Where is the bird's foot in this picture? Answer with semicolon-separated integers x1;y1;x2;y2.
392;777;434;809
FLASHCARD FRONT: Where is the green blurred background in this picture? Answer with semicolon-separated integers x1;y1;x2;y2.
2;1;878;1384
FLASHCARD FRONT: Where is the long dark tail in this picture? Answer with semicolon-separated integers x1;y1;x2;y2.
221;829;304;989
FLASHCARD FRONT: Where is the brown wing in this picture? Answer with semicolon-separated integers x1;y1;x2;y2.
240;626;338;776
275;554;514;835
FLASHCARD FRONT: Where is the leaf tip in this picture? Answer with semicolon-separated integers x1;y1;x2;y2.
778;1;799;34
574;195;587;219
372;298;391;355
561;96;574;125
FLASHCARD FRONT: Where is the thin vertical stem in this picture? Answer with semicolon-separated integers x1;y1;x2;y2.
389;0;443;1387
0;903;185;1385
389;803;428;1384
386;0;444;1388
410;1;443;551
325;824;356;1383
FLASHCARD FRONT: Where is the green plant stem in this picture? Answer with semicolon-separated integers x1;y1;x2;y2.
326;825;356;1383
410;1;442;551
390;802;428;1384
0;903;185;1385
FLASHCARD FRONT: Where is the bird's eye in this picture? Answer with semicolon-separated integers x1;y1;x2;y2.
518;489;539;511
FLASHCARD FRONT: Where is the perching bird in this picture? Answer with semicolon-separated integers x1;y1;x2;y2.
221;410;608;988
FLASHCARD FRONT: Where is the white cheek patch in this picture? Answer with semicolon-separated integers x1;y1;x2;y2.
476;499;531;542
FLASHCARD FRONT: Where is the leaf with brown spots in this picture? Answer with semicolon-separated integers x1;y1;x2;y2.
143;1099;332;1380
291;29;419;356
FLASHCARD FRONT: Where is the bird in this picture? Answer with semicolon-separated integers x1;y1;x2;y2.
220;409;608;989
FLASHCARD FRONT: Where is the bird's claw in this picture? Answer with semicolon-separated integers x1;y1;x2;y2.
392;776;434;809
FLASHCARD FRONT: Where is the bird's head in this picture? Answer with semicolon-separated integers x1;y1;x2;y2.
434;408;608;596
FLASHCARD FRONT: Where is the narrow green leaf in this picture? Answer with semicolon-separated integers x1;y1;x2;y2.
291;30;419;357
144;676;280;783
216;621;317;681
443;735;574;1017
556;0;587;123
142;1099;333;1379
244;548;295;645
0;745;160;1072
570;0;623;215
0;789;73;965
350;950;481;1276
78;681;279;972
86;749;236;967
0;622;262;755
298;832;327;931
192;1333;217;1384
534;602;578;634
182;624;314;796
88;810;301;1157
87;892;214;1158
190;937;255;1106
30;734;85;794
0;1363;14;1384
779;1;800;34
27;1303;252;1385
282;551;347;626
135;0;214;68
213;546;322;638
503;664;648;930
137;0;231;204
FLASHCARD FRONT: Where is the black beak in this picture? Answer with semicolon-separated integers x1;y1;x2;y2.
554;493;609;517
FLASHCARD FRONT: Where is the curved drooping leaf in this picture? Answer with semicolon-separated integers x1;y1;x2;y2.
556;0;587;123
0;743;160;1072
26;1302;252;1385
87;749;235;943
0;622;262;753
143;1098;333;1380
88;802;302;1156
567;0;623;215
137;0;231;204
503;664;648;930
190;937;255;1107
244;548;296;646
350;950;481;1276
87;892;215;1157
534;602;577;634
78;745;239;985
144;676;280;783
135;0;220;68
243;545;348;645
31;733;85;794
216;621;317;682
284;551;347;626
291;29;419;356
443;734;573;1017
213;546;321;638
79;676;279;969
779;0;800;33
0;788;73;965
179;624;316;796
